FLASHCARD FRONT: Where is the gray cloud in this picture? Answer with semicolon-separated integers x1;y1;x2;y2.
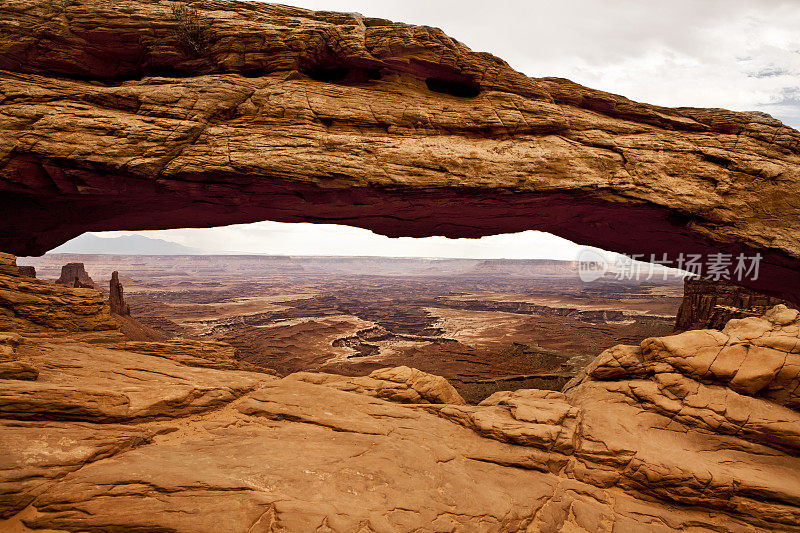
766;86;800;105
748;67;793;79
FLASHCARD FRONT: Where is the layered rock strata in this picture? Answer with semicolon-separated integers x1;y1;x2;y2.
289;366;466;405
676;277;786;331
0;253;117;333
55;263;99;290
0;253;798;531
0;0;798;303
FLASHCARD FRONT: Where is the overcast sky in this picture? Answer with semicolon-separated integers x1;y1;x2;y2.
88;0;800;258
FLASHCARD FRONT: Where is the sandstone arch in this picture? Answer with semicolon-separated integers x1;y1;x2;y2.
1;0;799;302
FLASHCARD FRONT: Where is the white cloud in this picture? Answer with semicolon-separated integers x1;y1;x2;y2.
95;223;604;260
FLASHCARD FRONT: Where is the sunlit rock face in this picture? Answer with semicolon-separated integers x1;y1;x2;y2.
675;277;787;332
0;253;799;531
0;253;117;333
0;3;799;526
0;0;799;302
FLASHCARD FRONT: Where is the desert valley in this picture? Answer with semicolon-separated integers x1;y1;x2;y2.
1;0;799;530
21;254;683;401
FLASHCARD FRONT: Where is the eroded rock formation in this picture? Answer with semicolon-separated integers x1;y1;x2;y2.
104;339;278;374
16;265;35;278
0;1;799;529
108;271;130;316
289;366;466;405
106;269;176;342
0;251;798;531
0;253;117;333
675;277;786;331
0;0;798;303
55;262;99;290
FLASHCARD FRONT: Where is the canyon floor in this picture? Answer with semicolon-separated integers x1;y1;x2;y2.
23;254;682;402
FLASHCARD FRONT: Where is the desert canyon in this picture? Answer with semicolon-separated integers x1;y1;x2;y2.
0;0;799;531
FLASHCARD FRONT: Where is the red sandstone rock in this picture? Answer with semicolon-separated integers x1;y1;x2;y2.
0;0;798;303
0;254;117;333
675;277;786;331
107;270;178;341
109;271;130;316
288;365;466;405
55;263;99;290
0;264;798;530
16;266;35;278
0;2;799;530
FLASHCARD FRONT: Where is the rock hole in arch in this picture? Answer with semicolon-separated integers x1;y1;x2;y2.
425;77;481;98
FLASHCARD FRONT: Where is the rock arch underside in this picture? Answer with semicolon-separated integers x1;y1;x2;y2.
1;1;800;532
1;0;800;303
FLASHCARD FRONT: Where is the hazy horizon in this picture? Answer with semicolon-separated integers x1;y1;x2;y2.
46;228;614;261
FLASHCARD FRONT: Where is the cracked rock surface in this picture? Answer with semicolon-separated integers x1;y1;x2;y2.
0;255;798;531
0;0;799;302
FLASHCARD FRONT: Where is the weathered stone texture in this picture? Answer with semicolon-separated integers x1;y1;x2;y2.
0;265;798;531
675;277;787;331
0;254;117;333
108;271;130;316
0;0;798;302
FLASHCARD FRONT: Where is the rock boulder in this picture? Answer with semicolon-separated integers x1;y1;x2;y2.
289;365;466;405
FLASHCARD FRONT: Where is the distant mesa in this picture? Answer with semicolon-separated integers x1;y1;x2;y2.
16;265;35;278
49;233;203;255
55;263;100;290
467;259;580;277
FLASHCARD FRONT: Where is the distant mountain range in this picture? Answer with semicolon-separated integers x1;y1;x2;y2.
49;234;204;255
